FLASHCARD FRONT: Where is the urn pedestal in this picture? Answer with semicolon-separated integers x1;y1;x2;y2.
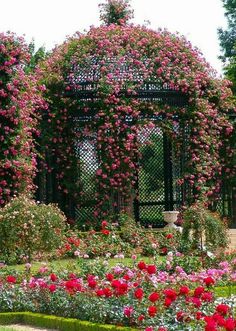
162;211;179;228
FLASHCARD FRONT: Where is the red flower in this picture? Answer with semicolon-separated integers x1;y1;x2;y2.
138;314;145;322
111;279;121;288
134;288;144;300
137;261;146;270
216;303;230;316
96;289;104;296
203;276;215;287
69;273;76;279
6;275;16;284
101;229;110;235
65;279;81;292
106;273;114;281
158;328;168;331
224;318;236;331
103;287;112;297
123;274;131;281
146;264;156;275
179;286;190;296
64;243;72;251
88;279;97;288
213;313;226;327
148;306;157;317
190;297;202;308
176;311;185;322
163;288;177;301
148;292;160;302
101;220;108;228
164;297;172;307
194;286;205;298
196;311;203;320
204;317;218;331
161;247;168;255
166;233;173;239
50;273;57;282
48;284;57;292
116;283;128;296
201;291;213;302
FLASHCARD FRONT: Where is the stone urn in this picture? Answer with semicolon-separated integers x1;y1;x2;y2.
162;211;179;228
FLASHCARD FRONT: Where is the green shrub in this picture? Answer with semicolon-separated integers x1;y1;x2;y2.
0;195;67;264
181;201;229;252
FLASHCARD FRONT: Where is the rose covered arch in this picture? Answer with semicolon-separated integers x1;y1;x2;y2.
37;1;235;227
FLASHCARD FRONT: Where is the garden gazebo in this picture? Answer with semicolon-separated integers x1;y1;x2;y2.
35;0;235;228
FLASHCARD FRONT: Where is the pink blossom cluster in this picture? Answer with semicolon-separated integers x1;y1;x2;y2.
0;32;46;205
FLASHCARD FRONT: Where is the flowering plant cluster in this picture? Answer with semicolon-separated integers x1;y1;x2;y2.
0;195;67;264
0;261;235;330
0;32;45;206
39;3;235;220
56;219;181;260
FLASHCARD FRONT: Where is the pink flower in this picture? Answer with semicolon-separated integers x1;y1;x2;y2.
123;306;134;317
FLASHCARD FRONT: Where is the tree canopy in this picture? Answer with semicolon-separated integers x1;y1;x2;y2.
218;0;236;93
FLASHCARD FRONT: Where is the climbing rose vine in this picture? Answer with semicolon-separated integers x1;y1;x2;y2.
0;32;45;206
39;16;235;221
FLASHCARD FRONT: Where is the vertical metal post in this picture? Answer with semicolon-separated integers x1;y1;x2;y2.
133;173;140;223
163;133;174;211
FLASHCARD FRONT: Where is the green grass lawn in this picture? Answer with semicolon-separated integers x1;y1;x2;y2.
5;256;163;274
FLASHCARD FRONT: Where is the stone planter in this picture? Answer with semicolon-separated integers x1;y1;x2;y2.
162;211;179;228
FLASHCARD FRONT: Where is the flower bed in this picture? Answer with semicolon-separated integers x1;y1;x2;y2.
0;260;235;331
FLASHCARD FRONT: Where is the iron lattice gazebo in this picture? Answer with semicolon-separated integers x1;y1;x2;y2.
65;56;188;227
35;51;235;228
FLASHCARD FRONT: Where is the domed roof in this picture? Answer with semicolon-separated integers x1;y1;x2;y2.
44;0;231;111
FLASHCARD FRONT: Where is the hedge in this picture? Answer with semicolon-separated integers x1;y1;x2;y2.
0;312;136;331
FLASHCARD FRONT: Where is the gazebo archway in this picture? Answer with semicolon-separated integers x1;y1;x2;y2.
35;1;235;228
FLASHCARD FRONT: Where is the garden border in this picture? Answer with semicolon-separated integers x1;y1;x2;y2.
0;286;235;330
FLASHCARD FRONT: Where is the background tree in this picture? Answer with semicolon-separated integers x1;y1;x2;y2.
218;0;236;93
218;0;236;225
26;41;47;73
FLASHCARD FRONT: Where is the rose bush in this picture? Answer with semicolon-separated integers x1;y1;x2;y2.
0;195;67;264
0;260;235;330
